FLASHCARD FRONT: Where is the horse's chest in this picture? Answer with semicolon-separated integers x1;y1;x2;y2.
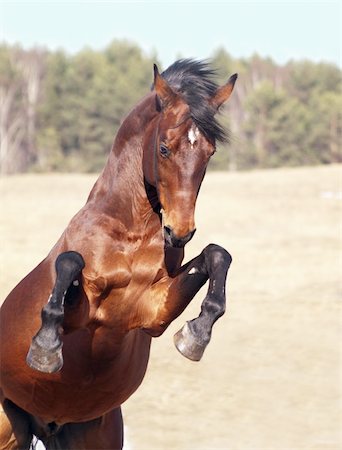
85;238;164;290
87;241;165;320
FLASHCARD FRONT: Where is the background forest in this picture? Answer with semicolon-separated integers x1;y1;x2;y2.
0;40;341;174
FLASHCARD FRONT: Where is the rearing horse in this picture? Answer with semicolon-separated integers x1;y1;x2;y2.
0;59;237;449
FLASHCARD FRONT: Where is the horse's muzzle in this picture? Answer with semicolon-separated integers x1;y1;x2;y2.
164;226;196;248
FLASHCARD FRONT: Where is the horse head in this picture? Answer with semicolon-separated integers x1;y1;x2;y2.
144;61;237;248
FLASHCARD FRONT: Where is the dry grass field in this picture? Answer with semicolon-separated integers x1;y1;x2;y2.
0;165;341;449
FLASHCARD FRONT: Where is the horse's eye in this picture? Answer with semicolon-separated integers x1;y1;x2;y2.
160;144;170;158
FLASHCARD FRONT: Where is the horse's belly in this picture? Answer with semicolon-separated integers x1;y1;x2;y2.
1;326;152;424
53;328;152;423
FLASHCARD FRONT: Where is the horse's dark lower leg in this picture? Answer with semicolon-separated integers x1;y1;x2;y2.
171;244;232;361
44;408;123;450
26;251;85;373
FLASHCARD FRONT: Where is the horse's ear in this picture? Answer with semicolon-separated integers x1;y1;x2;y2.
153;64;177;109
211;73;238;110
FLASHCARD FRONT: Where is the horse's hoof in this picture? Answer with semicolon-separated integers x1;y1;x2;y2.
173;322;208;361
26;340;63;373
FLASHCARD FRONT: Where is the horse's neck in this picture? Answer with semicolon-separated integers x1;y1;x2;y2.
86;93;158;229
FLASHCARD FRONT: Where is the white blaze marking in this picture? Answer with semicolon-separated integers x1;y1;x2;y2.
189;267;198;275
188;126;199;148
160;208;165;228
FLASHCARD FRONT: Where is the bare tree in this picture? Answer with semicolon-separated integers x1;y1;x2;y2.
0;46;24;174
0;46;45;174
18;48;46;168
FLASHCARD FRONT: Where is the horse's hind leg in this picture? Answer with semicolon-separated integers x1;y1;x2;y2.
0;399;32;450
26;251;85;373
46;408;123;450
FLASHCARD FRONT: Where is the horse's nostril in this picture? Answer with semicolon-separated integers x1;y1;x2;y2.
164;226;172;237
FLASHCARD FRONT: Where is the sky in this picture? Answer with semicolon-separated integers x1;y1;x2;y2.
0;1;341;69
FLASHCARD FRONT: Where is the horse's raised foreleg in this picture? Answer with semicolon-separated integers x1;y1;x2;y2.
173;244;232;361
26;251;85;373
148;244;232;361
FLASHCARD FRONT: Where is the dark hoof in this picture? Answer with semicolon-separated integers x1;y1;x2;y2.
26;340;63;373
173;322;208;361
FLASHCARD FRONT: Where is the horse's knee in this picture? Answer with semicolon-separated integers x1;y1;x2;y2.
204;243;232;268
55;251;85;284
0;400;32;450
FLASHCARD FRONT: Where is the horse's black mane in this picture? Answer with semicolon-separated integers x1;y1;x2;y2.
160;59;228;144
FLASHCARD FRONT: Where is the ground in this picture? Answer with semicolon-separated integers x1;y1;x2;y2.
0;165;340;450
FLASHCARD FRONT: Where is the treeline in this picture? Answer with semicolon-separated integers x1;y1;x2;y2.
0;40;341;174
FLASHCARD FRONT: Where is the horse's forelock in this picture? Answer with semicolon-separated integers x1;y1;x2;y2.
160;59;229;144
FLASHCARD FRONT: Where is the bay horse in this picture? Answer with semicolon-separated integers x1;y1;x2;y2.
0;59;237;449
